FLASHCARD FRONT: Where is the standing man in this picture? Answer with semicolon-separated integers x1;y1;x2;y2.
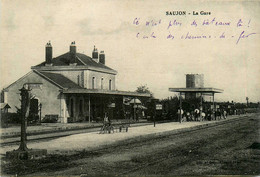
177;108;184;123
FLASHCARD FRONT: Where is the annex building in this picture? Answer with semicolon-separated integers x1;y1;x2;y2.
2;42;151;123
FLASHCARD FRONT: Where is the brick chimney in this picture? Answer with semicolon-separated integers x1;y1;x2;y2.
99;51;105;64
70;41;77;65
45;41;52;66
92;45;99;63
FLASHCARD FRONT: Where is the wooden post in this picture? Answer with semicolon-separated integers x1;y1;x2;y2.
152;99;156;127
88;94;91;123
179;92;182;123
39;103;42;124
213;93;215;120
200;92;203;121
6;108;9;128
154;100;156;127
134;97;136;121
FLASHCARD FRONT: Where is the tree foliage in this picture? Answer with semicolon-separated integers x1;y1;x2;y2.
135;85;153;97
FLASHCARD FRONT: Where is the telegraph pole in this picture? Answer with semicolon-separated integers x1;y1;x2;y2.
18;86;30;151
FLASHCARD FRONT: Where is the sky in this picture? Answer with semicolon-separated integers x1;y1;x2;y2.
0;0;260;103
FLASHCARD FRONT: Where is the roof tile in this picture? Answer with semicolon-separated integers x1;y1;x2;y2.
35;52;115;71
37;71;82;89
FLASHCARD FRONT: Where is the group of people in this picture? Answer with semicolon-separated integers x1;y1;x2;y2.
177;108;228;122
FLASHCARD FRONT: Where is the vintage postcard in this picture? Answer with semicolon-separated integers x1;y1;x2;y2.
0;0;259;176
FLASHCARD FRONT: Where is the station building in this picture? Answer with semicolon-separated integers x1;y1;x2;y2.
2;42;151;123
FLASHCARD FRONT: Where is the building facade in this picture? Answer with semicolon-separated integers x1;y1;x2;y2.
2;42;150;123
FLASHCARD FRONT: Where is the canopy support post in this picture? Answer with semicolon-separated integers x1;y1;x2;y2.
179;92;182;123
88;94;91;123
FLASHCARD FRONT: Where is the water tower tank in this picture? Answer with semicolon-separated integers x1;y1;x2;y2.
186;74;204;88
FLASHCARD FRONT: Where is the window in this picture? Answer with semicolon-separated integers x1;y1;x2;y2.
92;77;95;89
77;75;80;86
109;79;112;90
101;78;104;89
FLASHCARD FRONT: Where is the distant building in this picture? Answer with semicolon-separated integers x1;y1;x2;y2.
2;42;150;123
169;74;223;110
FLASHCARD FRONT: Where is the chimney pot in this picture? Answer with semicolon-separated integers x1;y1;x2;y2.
70;41;77;64
45;41;52;65
99;50;105;64
70;41;77;53
92;45;99;62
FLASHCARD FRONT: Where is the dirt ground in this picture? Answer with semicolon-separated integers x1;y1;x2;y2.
1;113;260;176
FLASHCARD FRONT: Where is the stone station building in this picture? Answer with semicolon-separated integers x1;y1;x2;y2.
2;42;150;123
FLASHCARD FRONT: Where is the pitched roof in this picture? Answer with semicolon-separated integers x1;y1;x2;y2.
35;71;82;89
34;52;115;71
76;53;113;70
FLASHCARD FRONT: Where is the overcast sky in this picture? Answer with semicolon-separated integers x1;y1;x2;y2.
1;0;260;102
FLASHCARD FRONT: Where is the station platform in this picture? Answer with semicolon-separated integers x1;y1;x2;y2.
0;119;148;138
0;114;252;156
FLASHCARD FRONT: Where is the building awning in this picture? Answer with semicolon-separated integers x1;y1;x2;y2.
169;87;223;93
130;98;142;104
62;88;151;97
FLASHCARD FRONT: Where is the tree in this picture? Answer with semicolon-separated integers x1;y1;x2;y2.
135;85;153;115
135;85;153;97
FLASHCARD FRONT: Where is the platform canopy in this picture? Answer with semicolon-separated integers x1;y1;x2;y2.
62;88;151;97
169;87;223;93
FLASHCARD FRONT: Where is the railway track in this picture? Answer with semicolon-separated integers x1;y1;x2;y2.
84;115;253;175
117;116;252;175
2;114;258;176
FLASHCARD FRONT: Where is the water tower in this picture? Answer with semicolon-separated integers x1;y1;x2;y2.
169;74;223;120
185;74;204;99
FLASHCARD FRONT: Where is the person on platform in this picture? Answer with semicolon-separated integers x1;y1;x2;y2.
194;109;200;121
201;112;206;121
101;112;112;134
177;108;184;122
223;109;227;119
186;112;191;121
103;112;111;127
217;109;221;120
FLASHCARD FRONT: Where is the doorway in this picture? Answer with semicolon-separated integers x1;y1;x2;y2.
29;98;39;124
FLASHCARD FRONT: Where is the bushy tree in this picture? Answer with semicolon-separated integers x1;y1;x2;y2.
135;85;153;97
